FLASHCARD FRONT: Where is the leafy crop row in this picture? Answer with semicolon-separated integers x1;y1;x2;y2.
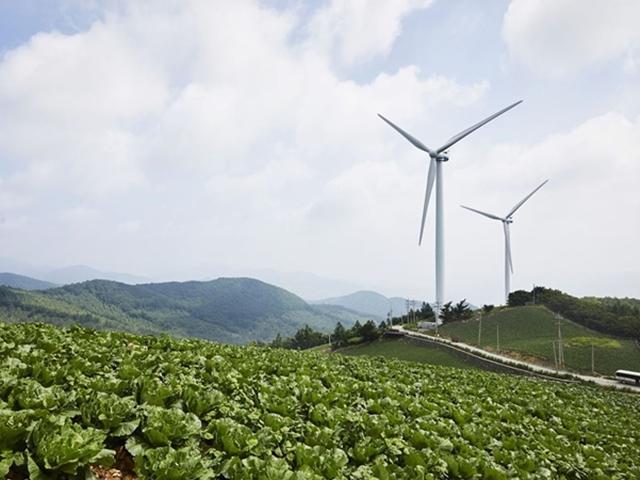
1;321;639;479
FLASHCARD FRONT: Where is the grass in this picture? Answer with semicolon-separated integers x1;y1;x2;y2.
307;343;331;353
338;337;485;370
439;305;640;375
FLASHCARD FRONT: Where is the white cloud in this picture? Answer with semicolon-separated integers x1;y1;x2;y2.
0;0;489;286
307;0;433;65
503;0;640;77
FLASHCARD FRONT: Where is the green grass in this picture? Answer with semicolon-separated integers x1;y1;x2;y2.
338;337;485;370
307;343;331;353
439;305;640;375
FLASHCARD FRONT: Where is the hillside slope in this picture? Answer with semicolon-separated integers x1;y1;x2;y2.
511;287;640;338
0;272;57;290
0;277;366;344
439;305;640;375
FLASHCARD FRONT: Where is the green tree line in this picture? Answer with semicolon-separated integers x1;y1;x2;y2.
509;287;640;338
271;319;389;350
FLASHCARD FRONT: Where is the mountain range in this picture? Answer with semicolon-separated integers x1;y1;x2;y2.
312;290;422;319
0;277;375;344
0;258;149;285
0;272;57;290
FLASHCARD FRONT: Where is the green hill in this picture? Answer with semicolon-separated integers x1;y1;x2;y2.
1;321;639;479
510;287;640;338
339;337;480;370
0;272;57;290
0;278;371;344
439;305;640;375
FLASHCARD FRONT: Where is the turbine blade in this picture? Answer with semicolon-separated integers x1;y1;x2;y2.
436;100;523;153
378;114;434;155
503;222;514;274
418;158;437;245
460;205;503;221
507;179;548;218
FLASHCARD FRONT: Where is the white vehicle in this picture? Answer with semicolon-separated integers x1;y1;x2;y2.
615;370;640;386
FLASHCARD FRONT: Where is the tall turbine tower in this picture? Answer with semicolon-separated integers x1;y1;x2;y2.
461;179;548;304
378;101;522;320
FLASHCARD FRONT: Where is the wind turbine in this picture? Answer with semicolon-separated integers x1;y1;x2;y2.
461;179;548;304
378;100;522;321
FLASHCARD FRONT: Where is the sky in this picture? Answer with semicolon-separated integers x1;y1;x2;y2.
0;0;639;305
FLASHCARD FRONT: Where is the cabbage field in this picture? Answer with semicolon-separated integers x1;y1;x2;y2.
1;321;639;479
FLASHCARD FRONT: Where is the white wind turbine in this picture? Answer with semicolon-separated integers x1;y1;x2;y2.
461;179;548;304
378;101;522;320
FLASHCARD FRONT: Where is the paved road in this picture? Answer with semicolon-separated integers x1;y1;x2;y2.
392;325;640;392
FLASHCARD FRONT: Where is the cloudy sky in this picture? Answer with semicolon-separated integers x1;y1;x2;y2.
0;0;639;304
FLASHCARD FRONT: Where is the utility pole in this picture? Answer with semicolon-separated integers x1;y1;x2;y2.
552;341;558;371
532;284;536;305
556;315;564;369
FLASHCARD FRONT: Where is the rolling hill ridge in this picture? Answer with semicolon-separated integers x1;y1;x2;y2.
0;277;373;344
0;272;57;290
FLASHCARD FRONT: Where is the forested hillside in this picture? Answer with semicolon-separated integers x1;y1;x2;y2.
509;287;640;338
0;278;369;344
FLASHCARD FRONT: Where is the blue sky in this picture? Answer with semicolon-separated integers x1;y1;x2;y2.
0;0;639;304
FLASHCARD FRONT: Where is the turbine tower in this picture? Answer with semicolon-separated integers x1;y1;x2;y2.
461;179;548;304
378;101;522;320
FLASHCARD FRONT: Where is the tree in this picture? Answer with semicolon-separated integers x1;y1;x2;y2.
290;325;327;350
360;320;380;342
271;333;284;348
440;302;455;324
350;321;363;338
508;290;530;307
332;322;347;348
419;302;435;320
482;304;494;315
454;299;472;320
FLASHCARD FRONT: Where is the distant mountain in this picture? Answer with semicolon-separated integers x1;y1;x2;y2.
311;304;383;324
0;258;149;286
0;277;371;344
42;265;149;285
0;272;57;290
219;268;364;301
313;291;424;319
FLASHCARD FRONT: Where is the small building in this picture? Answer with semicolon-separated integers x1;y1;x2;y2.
417;321;439;330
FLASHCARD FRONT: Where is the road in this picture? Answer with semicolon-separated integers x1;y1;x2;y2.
391;325;640;392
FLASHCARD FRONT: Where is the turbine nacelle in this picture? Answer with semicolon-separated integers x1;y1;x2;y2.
434;152;449;162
